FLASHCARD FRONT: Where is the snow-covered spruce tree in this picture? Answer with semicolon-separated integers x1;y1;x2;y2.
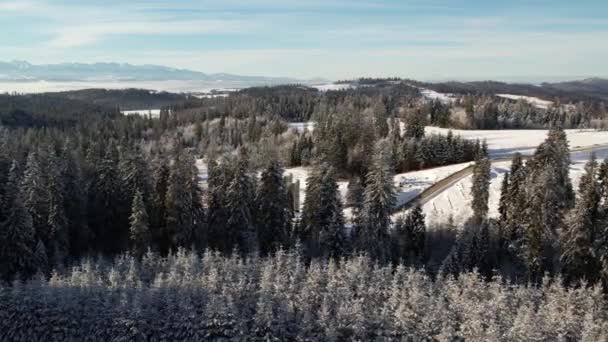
88;142;125;254
521;127;574;278
225;147;257;254
498;171;510;224
21;151;50;251
118;145;151;216
391;205;426;263
470;156;491;225
60;139;90;257
255;158;291;255
355;139;395;262
597;158;608;286
46;149;69;267
129;189;151;257
504;153;526;245
300;162;346;258
561;154;601;283
345;176;365;219
207;156;233;253
0;161;36;280
164;150;203;253
150;156;169;242
404;108;425;139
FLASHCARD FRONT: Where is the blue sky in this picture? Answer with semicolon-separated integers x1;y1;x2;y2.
1;0;607;81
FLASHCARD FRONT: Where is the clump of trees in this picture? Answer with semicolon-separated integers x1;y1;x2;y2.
1;250;606;341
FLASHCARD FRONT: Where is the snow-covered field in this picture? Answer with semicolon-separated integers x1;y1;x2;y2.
311;83;355;92
418;88;456;103
121;109;161;117
421;147;608;227
426;127;608;158
496;94;553;109
287;121;316;133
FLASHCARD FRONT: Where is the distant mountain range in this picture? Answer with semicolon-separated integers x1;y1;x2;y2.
0;60;318;84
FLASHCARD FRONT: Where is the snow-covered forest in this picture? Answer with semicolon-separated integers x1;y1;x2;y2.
2;250;606;341
2;81;608;339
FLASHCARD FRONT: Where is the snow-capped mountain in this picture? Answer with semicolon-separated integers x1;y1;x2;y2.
0;60;307;84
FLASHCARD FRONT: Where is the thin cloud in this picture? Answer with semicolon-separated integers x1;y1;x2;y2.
48;19;256;48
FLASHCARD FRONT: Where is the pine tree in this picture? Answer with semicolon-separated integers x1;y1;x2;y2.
346;176;364;217
129;189;151;257
498;172;510;224
0;161;36;280
256;159;291;255
470;157;491;225
561;154;601;282
522;127;574;278
224;148;257;254
300;162;346;258
61;140;89;257
21;151;49;249
151;157;170;247
89;143;124;254
355;140;395;262
47;149;68;266
164;151;202;253
392;206;426;263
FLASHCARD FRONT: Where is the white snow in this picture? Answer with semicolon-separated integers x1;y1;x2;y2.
418;88;456;103
425;127;608;158
392;163;473;208
420;147;608;227
311;83;355;92
121;109;161;117
496;94;553;109
287;121;316;133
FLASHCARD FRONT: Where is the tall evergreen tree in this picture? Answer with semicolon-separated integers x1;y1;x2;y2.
470;157;491;225
256;159;291;256
129;189;151;257
522;127;574;278
354;140;395;262
391;206;426;263
300;162;346;258
47;154;68;266
0;161;36;280
561;155;601;282
224;148;257;254
21;151;49;249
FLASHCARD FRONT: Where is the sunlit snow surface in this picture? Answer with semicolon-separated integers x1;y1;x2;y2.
121;109;161;117
496;94;553;109
426;127;608;158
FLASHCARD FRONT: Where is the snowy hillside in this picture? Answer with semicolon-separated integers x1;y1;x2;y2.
426;127;608;157
421;147;608;227
496;94;553;109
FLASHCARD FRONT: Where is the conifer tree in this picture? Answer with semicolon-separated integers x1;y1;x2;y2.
129;189;151;257
522;127;573;277
46;149;68;266
470;157;491;225
300;162;346;258
256;159;291;255
224;148;257;254
392;206;426;263
561;154;601;282
355;140;395;262
0;161;36;280
21;151;49;248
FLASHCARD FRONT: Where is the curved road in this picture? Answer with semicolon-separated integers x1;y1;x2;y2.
394;143;608;213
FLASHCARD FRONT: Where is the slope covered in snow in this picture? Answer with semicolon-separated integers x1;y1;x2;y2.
426;127;608;158
496;94;553;109
420;147;608;227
